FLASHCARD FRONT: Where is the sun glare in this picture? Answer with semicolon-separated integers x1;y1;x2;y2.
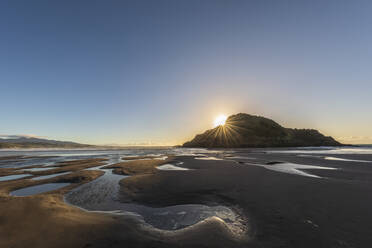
214;115;227;127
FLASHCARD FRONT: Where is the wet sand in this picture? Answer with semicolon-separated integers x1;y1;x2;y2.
1;150;372;247
0;155;246;248
119;151;372;247
104;156;175;175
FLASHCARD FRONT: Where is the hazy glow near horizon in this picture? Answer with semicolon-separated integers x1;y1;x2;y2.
1;1;372;145
214;115;227;127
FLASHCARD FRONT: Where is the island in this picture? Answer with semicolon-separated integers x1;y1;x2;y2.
183;113;341;148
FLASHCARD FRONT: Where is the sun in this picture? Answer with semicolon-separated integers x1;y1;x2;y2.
214;114;227;127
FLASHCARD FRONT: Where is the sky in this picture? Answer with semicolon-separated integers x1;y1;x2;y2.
1;0;372;145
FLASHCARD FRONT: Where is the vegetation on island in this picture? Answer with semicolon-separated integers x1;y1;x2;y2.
183;113;341;148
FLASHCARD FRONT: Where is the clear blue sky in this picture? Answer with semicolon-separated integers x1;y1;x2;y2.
1;0;371;145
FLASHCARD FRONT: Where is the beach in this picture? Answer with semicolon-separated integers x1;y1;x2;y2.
1;147;372;247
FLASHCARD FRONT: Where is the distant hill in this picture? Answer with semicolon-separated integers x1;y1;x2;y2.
0;135;93;149
183;113;341;148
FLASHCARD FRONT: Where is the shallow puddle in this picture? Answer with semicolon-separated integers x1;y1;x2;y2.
324;156;372;163
23;167;58;172
195;156;223;161
65;164;241;231
298;154;372;163
262;162;337;178
157;163;189;171
11;183;71;196
31;172;71;181
225;156;256;160
0;174;32;182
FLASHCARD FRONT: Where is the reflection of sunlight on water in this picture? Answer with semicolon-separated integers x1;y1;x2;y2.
157;163;189;171
225;156;256;160
65;164;241;231
0;148;222;169
171;148;223;156
195;156;224;161
261;162;337;178
324;156;372;163
268;147;372;154
1;148;247;235
297;154;372;163
64;152;245;232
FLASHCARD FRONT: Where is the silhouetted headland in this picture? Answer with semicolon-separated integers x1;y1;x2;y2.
183;113;341;148
0;136;93;149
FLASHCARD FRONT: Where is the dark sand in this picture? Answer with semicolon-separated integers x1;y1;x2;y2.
2;151;372;247
119;151;372;247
